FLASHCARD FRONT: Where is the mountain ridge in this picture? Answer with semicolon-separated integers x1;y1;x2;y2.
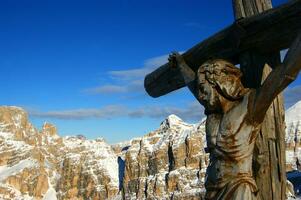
0;101;300;199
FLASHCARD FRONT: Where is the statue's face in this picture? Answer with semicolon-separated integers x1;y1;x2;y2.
197;73;221;112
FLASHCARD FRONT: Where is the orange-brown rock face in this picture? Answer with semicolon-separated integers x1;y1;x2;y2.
0;106;119;200
55;137;119;200
0;104;300;200
122;115;208;200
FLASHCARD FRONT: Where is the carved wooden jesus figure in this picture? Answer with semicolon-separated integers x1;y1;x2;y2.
168;34;301;200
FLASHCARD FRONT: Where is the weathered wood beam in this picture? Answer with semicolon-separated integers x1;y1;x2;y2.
232;0;272;20
234;1;286;200
145;0;301;97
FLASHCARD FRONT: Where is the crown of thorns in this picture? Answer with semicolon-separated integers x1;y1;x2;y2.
199;60;241;75
197;59;247;100
198;60;242;84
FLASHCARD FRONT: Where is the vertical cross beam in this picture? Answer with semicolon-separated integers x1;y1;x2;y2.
233;1;286;199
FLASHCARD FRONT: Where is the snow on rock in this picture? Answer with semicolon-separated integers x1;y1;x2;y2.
160;114;193;130
0;106;120;200
286;101;301;147
1;105;301;199
286;101;301;127
0;183;34;200
285;101;301;171
62;136;119;187
0;108;208;200
123;114;208;199
43;187;57;200
0;158;38;181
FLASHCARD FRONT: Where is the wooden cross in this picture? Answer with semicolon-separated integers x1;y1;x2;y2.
145;0;301;97
144;1;301;199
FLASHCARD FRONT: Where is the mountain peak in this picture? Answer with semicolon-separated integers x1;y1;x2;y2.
0;106;25;112
0;106;36;142
160;114;184;129
286;100;301;125
166;114;183;123
0;106;28;126
41;122;58;137
1;105;300;199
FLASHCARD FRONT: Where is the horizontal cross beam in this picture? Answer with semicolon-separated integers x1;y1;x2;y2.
145;0;301;98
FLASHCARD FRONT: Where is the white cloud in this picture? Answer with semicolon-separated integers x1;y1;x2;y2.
32;80;301;121
140;101;204;121
109;68;152;81
29;101;205;121
84;85;128;94
83;54;170;95
144;54;169;69
30;105;127;120
84;79;145;95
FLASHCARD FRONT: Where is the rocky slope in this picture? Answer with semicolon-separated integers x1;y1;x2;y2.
119;115;208;199
0;106;119;200
0;101;301;199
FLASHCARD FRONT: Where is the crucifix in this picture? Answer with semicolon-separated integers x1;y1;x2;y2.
144;0;301;199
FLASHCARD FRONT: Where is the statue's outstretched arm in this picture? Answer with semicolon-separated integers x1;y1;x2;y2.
253;33;301;123
168;52;197;97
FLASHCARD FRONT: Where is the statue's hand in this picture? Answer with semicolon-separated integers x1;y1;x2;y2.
168;52;185;68
169;51;196;87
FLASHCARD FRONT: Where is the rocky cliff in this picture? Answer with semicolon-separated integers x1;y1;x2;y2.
119;115;208;199
0;106;119;200
0;102;300;199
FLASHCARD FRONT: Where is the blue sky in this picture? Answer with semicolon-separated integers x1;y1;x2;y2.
1;0;300;143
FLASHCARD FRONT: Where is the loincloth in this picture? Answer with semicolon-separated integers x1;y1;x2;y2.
205;175;258;200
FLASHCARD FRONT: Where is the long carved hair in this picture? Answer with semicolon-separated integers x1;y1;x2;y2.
198;59;249;101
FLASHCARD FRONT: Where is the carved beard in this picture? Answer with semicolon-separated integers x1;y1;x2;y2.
197;82;222;115
204;92;223;115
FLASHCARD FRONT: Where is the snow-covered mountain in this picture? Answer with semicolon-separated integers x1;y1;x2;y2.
285;101;301;171
286;100;301;140
120;114;208;199
0;101;301;199
0;106;119;200
286;101;301;125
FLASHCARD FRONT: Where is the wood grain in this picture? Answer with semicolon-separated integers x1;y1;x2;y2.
234;1;286;199
145;0;301;97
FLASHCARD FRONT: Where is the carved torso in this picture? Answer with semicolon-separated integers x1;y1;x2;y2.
205;91;260;199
